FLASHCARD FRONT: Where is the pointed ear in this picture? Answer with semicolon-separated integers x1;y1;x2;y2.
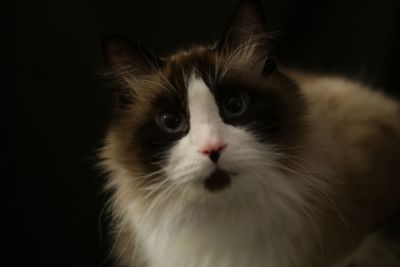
218;0;276;75
102;35;161;75
102;36;162;108
219;0;267;51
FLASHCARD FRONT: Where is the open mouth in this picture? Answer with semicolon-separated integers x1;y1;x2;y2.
204;169;232;192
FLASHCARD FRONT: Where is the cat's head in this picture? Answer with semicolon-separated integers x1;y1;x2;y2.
101;0;307;210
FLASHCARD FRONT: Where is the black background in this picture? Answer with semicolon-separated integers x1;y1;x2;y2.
5;0;400;266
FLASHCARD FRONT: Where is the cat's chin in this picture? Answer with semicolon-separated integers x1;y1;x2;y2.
203;168;233;192
204;169;231;192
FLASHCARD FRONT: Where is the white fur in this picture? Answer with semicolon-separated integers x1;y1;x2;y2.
127;75;314;267
186;76;226;154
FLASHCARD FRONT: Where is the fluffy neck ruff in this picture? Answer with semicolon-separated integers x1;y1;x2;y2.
124;167;318;267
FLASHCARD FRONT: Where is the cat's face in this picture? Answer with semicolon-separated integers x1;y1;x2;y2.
101;1;306;208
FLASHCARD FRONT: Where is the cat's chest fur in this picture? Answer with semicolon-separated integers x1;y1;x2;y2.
131;190;312;267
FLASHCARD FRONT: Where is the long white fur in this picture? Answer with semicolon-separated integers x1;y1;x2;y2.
125;75;315;267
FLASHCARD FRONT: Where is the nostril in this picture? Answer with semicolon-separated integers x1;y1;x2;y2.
209;150;220;163
216;144;227;152
199;144;227;156
201;149;211;155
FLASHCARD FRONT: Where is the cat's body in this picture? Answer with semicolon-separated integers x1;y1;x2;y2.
99;1;400;266
286;71;400;266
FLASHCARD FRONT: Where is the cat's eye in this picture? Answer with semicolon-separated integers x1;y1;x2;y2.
222;92;249;118
159;111;185;133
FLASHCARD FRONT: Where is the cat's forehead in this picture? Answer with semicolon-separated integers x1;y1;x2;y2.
130;46;287;116
161;46;217;87
156;45;264;99
124;47;218;112
166;46;215;69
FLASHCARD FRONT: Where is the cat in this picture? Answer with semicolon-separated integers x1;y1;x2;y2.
99;0;400;266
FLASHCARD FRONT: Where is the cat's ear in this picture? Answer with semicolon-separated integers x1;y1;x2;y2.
102;36;162;108
102;35;161;75
218;0;276;75
219;0;266;49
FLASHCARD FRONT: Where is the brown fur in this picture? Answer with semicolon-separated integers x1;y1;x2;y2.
286;70;400;265
99;1;400;265
100;53;400;267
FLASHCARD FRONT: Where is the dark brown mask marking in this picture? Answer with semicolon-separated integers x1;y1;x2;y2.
204;169;231;192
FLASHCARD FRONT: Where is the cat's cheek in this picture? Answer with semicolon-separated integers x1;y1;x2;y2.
164;136;215;184
218;126;262;169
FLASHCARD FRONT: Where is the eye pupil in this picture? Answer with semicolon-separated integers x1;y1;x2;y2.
223;93;248;117
160;112;183;132
227;97;244;113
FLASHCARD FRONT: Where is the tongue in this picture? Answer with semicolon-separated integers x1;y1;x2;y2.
204;169;231;192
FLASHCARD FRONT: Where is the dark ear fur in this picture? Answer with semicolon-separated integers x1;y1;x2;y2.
218;0;276;75
102;36;162;108
102;35;161;74
220;0;266;49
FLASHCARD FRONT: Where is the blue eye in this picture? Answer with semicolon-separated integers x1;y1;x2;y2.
159;111;184;133
222;92;249;118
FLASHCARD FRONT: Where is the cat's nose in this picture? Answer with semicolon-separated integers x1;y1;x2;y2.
200;144;227;163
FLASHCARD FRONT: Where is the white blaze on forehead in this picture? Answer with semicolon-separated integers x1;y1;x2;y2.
187;75;226;150
187;76;220;123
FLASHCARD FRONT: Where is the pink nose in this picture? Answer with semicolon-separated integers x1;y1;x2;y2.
200;144;227;155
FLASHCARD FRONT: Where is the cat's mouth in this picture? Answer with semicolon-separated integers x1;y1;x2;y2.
204;169;234;192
